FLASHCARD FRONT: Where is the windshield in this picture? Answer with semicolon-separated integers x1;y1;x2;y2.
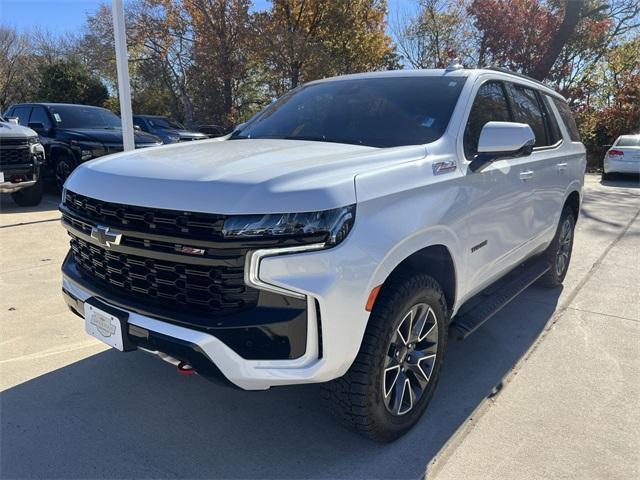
231;76;467;148
48;105;122;129
615;135;640;147
148;117;184;129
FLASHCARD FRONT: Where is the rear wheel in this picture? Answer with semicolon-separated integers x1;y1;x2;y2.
322;272;447;442
11;178;44;206
537;206;575;288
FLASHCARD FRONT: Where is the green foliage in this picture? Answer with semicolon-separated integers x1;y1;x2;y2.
36;59;108;106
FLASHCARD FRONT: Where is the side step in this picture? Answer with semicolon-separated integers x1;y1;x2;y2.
449;260;551;340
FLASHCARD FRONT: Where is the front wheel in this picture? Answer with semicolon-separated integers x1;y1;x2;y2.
322;272;448;442
537;206;575;288
55;154;76;192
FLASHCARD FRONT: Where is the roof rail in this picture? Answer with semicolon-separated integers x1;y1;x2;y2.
485;66;548;88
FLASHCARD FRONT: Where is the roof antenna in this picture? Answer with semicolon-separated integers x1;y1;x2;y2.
445;58;464;72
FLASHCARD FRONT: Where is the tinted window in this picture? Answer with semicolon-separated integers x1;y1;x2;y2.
232;76;467;148
463;81;511;158
148;117;184;129
615;136;640;147
11;106;32;126
552;98;581;142
48;105;122;129
508;84;548;147
29;106;52;130
542;95;562;145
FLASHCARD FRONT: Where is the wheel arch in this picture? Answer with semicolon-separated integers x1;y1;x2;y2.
375;244;457;318
564;189;581;221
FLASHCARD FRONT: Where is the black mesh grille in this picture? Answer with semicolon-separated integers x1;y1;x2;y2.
64;190;226;240
70;234;258;316
0;146;31;165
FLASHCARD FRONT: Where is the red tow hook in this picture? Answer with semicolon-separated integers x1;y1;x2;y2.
177;361;196;375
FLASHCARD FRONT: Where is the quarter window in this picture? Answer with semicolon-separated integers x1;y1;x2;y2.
542;95;562;145
508;84;548;147
552;98;581;142
463;81;511;159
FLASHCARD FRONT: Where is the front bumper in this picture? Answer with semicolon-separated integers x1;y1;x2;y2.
63;254;325;390
0;164;40;193
62;232;378;390
0;144;44;193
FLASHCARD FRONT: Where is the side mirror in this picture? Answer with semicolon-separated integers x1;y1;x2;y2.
470;122;535;172
6;117;19;125
133;125;142;132
28;122;47;134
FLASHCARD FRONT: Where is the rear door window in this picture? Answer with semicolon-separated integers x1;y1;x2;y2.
507;84;548;147
463;81;512;159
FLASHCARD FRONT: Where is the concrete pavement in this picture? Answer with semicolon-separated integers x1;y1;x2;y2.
1;174;638;479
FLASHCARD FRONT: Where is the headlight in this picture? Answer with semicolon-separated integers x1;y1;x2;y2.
222;205;355;246
27;136;39;145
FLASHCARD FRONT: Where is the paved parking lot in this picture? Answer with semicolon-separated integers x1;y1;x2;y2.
1;174;638;479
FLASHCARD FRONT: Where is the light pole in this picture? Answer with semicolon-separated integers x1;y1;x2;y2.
112;0;135;151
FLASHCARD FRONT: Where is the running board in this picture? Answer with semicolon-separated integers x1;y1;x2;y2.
449;260;551;340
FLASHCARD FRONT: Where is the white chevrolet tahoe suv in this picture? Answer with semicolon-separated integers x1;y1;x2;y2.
60;67;585;441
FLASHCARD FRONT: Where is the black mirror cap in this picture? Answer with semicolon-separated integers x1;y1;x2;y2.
469;141;534;173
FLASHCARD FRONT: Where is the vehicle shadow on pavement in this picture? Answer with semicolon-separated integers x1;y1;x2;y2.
599;174;639;189
0;191;60;216
1;288;561;480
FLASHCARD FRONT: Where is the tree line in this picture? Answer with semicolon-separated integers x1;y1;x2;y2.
1;0;638;162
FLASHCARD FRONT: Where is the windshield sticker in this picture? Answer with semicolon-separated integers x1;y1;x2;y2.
448;81;458;87
422;117;435;128
53;113;62;122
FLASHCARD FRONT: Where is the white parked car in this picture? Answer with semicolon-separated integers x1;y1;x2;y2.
0;116;45;206
602;134;640;179
60;66;585;441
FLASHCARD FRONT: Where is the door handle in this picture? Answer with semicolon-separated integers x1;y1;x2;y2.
519;170;534;180
557;162;568;172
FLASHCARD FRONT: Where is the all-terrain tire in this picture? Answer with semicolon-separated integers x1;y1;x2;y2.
11;178;44;207
321;272;448;442
537;206;575;288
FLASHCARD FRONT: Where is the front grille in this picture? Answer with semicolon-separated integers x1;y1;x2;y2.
64;190;226;240
0;137;29;147
69;234;258;316
0;146;31;165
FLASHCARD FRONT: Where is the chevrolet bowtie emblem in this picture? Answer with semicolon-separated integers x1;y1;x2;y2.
91;225;122;248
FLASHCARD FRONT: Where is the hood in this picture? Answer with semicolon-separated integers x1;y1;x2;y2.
65;138;426;214
0;121;38;139
58;128;161;145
